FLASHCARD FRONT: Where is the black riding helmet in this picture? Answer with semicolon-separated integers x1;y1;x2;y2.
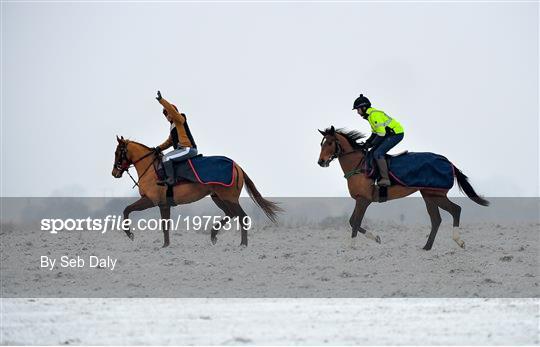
352;94;371;110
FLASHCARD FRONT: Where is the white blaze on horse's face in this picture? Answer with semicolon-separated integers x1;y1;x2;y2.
318;135;337;167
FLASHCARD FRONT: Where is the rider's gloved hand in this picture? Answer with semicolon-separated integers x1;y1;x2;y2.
156;90;162;101
153;147;162;153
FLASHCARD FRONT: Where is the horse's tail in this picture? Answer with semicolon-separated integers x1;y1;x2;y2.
241;169;283;223
453;165;489;206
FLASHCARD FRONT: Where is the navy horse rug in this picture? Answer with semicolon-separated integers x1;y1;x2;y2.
366;152;455;189
156;155;235;187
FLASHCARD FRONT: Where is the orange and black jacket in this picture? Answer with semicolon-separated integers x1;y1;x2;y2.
157;98;197;150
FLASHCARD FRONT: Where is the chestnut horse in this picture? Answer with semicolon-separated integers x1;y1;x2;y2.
317;126;489;250
111;136;281;247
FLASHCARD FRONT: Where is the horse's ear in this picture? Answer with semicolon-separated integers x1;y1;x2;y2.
329;126;335;134
318;129;326;136
116;135;121;143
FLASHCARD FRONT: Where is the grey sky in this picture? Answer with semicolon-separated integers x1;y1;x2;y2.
1;2;538;197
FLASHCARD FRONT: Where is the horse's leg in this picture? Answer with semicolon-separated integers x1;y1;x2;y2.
349;198;368;238
435;196;465;248
236;204;249;246
210;194;232;245
123;196;154;241
214;177;248;246
421;194;442;250
350;198;380;243
159;205;171;248
221;200;248;246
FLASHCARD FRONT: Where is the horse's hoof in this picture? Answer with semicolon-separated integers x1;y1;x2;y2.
423;245;432;251
211;237;217;245
240;242;248;247
162;242;169;248
128;233;134;241
351;231;358;238
375;235;381;244
459;241;465;249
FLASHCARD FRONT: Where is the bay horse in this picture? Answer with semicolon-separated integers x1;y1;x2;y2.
317;126;489;250
111;136;281;247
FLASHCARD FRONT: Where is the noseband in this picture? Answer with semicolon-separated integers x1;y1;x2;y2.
330;140;343;161
115;145;131;171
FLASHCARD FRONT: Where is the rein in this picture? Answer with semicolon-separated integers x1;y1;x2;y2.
332;141;367;179
126;158;156;188
342;153;366;179
117;145;158;188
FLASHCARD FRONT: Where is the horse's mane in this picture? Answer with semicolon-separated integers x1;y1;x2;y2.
123;138;151;150
323;127;366;149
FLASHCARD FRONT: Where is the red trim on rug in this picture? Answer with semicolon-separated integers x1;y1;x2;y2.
389;170;454;191
187;159;236;187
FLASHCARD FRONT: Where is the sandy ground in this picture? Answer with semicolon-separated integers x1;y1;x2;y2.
2;298;538;345
1;200;538;344
1;221;538;297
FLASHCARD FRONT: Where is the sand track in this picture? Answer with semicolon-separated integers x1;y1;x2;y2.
2;298;538;345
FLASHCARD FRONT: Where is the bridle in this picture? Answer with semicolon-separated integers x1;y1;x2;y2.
115;143;158;188
321;136;364;165
320;133;371;179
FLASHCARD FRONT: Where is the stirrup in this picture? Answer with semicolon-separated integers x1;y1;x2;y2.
157;178;174;186
377;179;391;187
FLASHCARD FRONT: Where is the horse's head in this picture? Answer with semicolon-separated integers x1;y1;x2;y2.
317;126;340;167
112;136;130;178
318;126;367;167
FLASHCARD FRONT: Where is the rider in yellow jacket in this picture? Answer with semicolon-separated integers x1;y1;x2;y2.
352;94;404;187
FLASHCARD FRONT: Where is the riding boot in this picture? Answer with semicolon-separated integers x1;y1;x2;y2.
157;160;175;186
376;158;391;187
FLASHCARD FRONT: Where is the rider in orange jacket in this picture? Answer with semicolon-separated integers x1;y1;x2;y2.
153;91;198;186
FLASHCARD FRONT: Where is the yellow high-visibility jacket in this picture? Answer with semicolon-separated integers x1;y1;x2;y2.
366;107;404;136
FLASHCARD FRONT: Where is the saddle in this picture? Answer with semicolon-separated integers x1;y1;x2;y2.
385;150;409;158
154;155;200;185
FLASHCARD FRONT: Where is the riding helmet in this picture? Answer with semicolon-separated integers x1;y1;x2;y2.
352;94;371;110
